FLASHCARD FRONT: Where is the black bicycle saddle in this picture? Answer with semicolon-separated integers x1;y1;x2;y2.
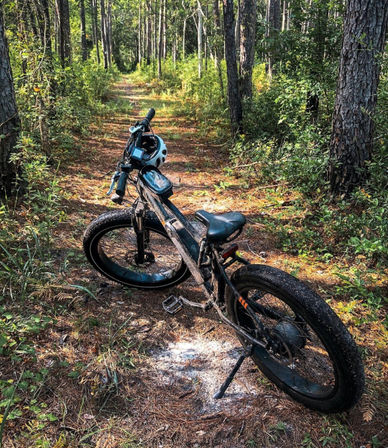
195;210;246;242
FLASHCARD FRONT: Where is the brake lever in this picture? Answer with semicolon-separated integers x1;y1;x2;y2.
107;170;120;195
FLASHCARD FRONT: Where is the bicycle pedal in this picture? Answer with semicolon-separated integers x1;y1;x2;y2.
162;295;183;315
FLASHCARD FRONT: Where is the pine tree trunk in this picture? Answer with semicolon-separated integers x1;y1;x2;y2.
235;0;240;59
100;0;109;68
107;0;113;66
197;0;203;78
182;16;186;59
146;0;151;64
213;0;225;100
223;0;243;134
55;0;72;66
306;0;329;121
80;0;88;61
153;0;157;60
162;0;167;58
138;4;142;65
266;0;281;77
90;0;101;64
158;0;162;77
240;0;257;99
329;0;388;197
0;5;21;195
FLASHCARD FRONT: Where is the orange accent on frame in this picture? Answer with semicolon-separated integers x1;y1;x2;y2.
238;296;248;309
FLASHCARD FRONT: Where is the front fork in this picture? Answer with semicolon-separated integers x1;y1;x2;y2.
133;201;147;264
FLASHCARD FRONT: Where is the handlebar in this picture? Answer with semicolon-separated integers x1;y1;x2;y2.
109;108;156;203
139;108;155;128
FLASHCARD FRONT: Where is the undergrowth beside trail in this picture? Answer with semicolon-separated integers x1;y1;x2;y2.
0;64;124;446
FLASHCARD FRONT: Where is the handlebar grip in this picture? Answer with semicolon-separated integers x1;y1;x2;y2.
140;108;155;127
116;171;128;197
145;108;155;122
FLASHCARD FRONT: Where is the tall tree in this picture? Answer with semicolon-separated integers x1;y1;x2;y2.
239;0;257;99
212;0;225;99
197;0;203;78
90;0;101;64
100;0;112;68
0;4;20;195
266;0;281;77
80;0;88;61
158;0;162;77
329;0;388;196
55;0;72;66
223;0;242;134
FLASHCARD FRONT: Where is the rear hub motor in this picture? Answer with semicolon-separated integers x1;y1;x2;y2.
272;320;306;357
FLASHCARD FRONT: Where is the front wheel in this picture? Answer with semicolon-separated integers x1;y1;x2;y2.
226;264;364;413
83;208;190;289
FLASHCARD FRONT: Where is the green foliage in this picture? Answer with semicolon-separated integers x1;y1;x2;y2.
133;57;228;129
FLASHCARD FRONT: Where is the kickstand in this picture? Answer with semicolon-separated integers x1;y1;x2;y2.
213;345;253;399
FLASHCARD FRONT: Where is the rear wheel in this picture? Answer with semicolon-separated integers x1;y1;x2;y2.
226;264;364;413
83;209;190;289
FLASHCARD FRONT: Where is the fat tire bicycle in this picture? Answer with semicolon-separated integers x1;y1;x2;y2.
83;108;364;413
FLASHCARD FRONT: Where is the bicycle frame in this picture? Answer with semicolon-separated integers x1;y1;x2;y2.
132;177;273;352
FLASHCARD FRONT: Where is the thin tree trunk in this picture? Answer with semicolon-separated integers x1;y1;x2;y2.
107;0;113;66
197;0;203;78
146;0;151;64
213;0;225;100
153;0;157;60
162;0;167;58
91;0;101;64
266;0;281;77
235;0;240;59
100;0;108;68
240;0;257;99
142;5;146;62
158;0;162;77
173;30;177;68
138;3;142;64
329;0;388;196
55;0;72;66
223;0;242;134
182;15;186;59
0;5;21;195
80;0;88;61
306;0;329;122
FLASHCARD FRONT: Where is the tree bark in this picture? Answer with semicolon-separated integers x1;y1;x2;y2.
266;0;281;77
107;0;113;66
329;0;388;197
55;0;71;66
182;14;186;59
146;0;151;64
197;0;203;78
80;0;88;61
235;0;240;58
0;5;21;195
240;0;257;99
162;0;167;58
223;0;243;134
100;0;109;68
158;0;162;77
90;0;101;64
213;0;225;99
138;3;142;64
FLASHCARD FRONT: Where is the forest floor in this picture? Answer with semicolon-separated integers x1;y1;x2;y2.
2;76;387;448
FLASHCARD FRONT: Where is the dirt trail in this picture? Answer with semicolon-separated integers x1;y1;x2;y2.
52;78;369;447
